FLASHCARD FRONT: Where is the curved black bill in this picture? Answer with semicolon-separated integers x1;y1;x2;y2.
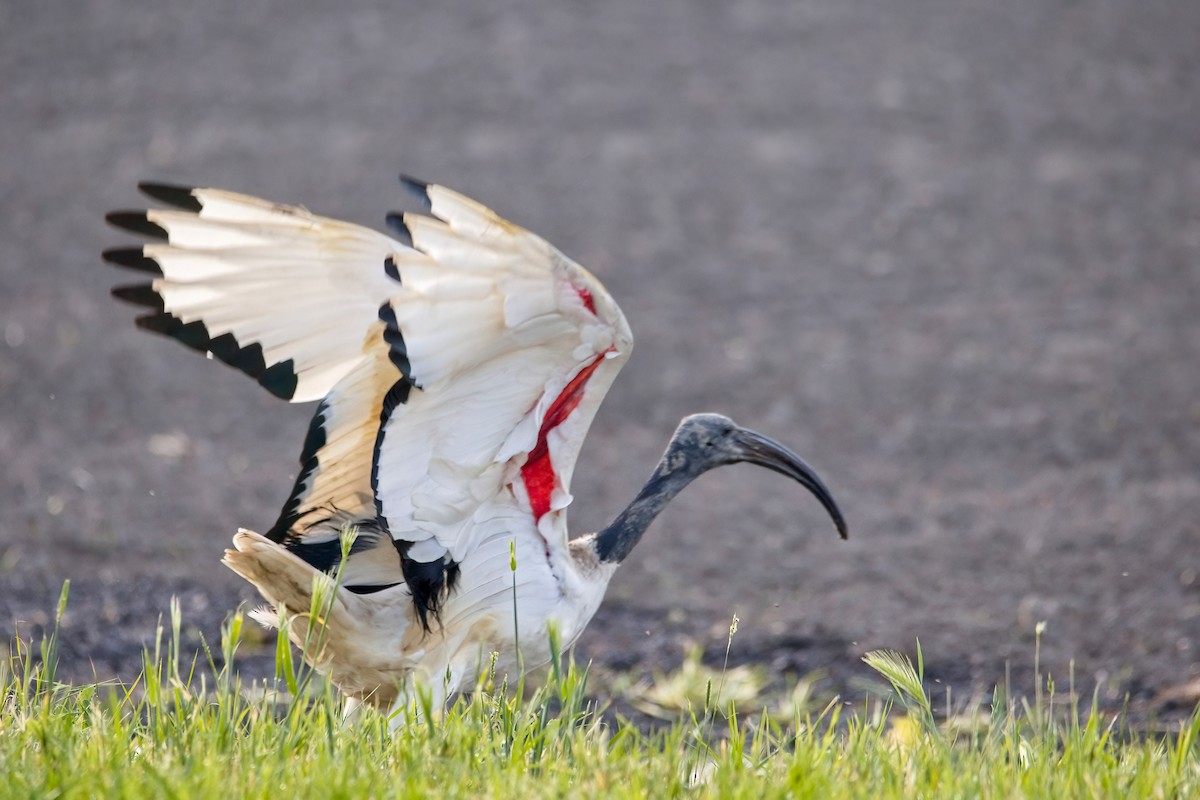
733;429;848;539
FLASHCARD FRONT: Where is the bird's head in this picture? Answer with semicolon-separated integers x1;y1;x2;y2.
667;413;848;540
594;413;848;564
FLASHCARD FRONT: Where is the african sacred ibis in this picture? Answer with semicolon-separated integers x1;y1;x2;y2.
105;177;847;716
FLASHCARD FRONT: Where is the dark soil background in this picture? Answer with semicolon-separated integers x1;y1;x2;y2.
3;1;1198;720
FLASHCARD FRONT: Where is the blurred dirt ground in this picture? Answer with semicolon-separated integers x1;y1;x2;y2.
2;0;1198;719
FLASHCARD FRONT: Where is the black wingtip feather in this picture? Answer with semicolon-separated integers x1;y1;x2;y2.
103;247;162;274
135;313;211;352
398;174;432;209
128;302;300;399
383;254;402;283
384;212;412;247
138;182;203;213
208;333;267;376
258;360;299;400
111;284;165;310
105;211;169;240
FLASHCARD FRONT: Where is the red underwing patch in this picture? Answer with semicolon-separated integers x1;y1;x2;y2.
521;353;606;521
575;286;596;315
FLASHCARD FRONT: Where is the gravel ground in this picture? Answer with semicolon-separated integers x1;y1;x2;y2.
2;0;1198;720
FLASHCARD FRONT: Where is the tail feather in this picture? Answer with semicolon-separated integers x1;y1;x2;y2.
223;529;349;672
222;529;419;706
223;528;329;618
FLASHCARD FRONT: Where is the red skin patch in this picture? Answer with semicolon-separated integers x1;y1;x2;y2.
575;286;596;315
521;353;606;521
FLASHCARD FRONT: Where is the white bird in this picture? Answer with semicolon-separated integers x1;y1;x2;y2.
105;177;847;717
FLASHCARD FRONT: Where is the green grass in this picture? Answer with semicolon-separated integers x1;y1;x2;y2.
3;583;1199;799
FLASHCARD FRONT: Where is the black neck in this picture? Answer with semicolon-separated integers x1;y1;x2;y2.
594;455;697;564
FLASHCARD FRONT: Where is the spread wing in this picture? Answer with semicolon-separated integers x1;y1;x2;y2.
107;178;632;624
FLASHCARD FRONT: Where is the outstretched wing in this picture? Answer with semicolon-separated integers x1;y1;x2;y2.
107;178;633;624
367;181;631;623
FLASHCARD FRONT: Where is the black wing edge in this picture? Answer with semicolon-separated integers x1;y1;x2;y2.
398;174;432;209
103;247;162;275
105;211;168;240
137;182;203;212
